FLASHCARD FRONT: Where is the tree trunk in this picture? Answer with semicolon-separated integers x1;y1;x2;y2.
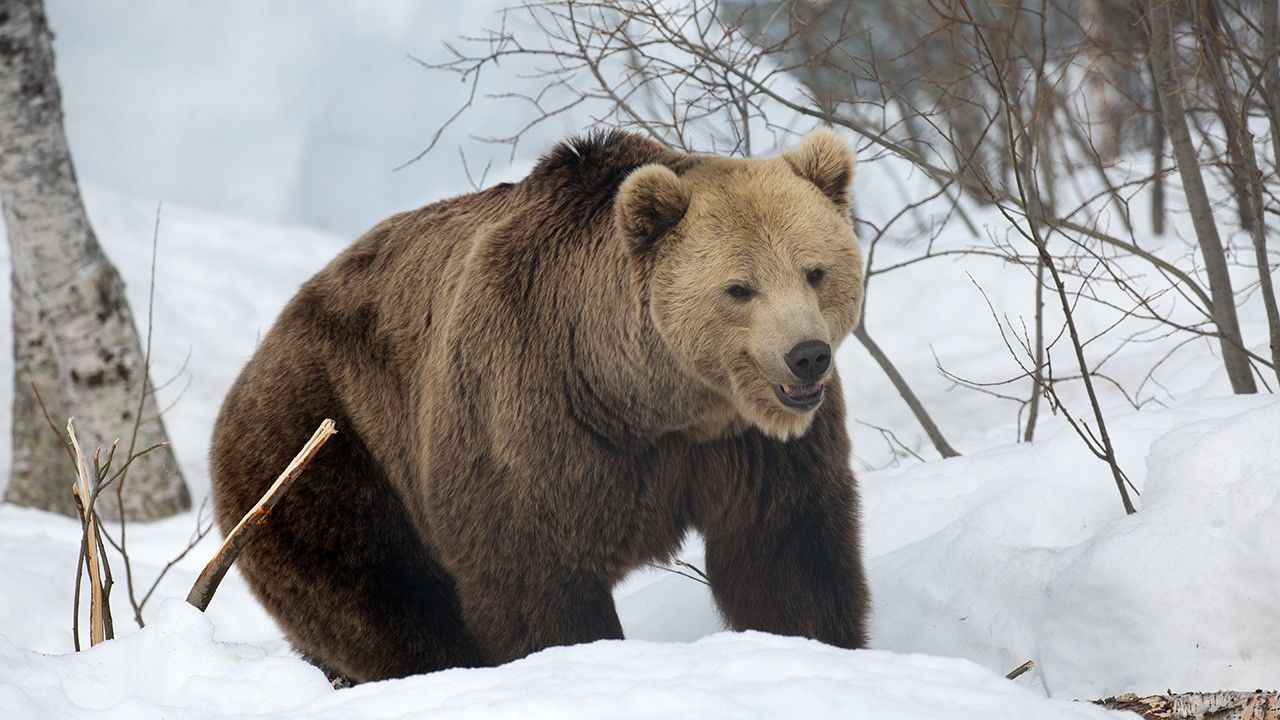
1023;69;1050;443
1098;691;1280;719
1256;0;1280;383
1143;0;1258;394
1150;60;1166;236
1023;258;1045;442
1199;2;1256;234
0;0;190;520
1194;3;1280;383
1082;0;1121;164
1264;0;1280;176
1228;78;1280;387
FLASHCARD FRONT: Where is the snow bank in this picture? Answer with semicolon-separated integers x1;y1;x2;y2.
1041;400;1280;697
289;633;1131;719
0;601;1128;720
866;395;1280;699
44;0;550;236
1;187;1277;712
0;601;331;719
3;19;1278;710
0;505;282;656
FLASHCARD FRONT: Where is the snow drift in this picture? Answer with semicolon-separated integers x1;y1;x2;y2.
2;185;1277;719
0;600;1130;719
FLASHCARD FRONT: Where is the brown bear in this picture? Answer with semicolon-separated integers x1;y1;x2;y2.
209;128;868;683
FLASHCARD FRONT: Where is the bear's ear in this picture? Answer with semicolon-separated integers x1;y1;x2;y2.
783;128;854;210
615;164;691;256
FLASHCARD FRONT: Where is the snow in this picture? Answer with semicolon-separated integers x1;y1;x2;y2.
0;600;1126;720
0;189;1215;718
865;395;1280;699
3;184;1275;713
0;184;349;502
0;602;331;719
43;0;552;237
1;3;1278;717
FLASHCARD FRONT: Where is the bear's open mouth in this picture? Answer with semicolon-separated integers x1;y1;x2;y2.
774;383;825;410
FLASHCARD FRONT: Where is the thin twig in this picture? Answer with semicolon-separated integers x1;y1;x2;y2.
648;560;710;586
115;203;163;628
1006;659;1035;680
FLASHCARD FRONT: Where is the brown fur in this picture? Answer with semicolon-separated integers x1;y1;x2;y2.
209;129;869;683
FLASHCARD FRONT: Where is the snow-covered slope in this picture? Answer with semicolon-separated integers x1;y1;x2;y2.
865;395;1280;699
0;184;349;502
0;1;1273;715
2;173;1277;718
2;602;1131;720
43;0;548;237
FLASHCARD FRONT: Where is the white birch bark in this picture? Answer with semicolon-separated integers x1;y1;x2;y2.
0;0;190;520
1099;691;1280;719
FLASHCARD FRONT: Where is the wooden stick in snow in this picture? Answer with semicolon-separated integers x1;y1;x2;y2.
67;419;107;646
1004;660;1034;681
186;419;336;612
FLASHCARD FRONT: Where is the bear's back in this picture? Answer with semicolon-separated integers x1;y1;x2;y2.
224;131;692;488
302;129;688;348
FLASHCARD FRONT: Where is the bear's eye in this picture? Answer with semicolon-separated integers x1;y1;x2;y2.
806;268;825;286
725;284;755;301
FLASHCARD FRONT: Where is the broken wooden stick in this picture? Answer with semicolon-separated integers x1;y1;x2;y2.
186;419;336;612
1004;660;1034;680
67;419;109;647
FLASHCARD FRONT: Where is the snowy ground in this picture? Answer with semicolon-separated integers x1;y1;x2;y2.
2;185;1277;717
0;5;1277;713
2;601;1129;720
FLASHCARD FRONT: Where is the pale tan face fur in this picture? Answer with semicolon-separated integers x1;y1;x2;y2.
616;130;864;440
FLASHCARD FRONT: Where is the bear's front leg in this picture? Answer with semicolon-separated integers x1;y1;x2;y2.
701;404;868;649
453;566;624;665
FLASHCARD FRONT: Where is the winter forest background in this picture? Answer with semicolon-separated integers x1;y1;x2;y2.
2;0;1279;718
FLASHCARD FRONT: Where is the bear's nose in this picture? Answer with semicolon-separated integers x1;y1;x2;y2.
784;340;831;383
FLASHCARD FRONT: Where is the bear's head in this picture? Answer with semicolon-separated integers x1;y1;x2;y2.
616;129;863;440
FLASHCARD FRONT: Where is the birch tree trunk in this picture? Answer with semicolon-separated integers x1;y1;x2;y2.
1098;691;1280;719
1143;0;1258;394
0;0;190;520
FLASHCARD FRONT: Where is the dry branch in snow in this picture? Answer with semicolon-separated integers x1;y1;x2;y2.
67;420;109;647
